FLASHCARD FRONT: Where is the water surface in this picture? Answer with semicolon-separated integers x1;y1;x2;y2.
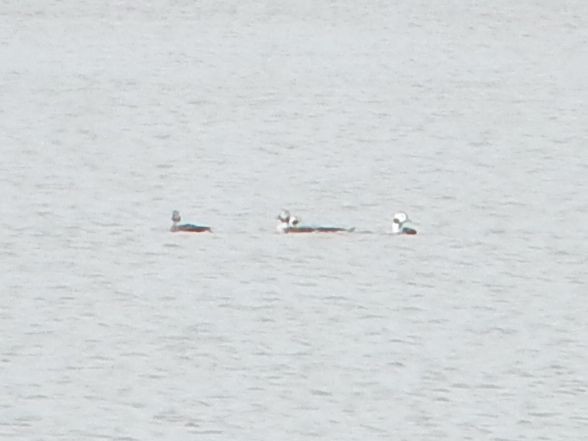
1;1;587;440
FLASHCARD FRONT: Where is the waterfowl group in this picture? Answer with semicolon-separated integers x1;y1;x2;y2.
170;209;417;235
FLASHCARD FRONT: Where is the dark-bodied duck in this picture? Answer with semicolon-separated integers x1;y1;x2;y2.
170;210;211;233
276;209;354;234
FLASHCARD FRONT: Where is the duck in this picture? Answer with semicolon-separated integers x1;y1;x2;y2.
276;210;354;233
170;210;211;233
392;212;417;235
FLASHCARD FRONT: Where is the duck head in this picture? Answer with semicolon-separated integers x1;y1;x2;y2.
276;209;291;233
289;216;301;227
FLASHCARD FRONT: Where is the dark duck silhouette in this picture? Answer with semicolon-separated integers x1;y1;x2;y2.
276;209;354;234
170;210;211;233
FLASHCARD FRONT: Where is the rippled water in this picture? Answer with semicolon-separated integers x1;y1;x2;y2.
2;1;587;439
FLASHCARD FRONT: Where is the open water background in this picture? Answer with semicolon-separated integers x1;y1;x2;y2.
1;1;587;439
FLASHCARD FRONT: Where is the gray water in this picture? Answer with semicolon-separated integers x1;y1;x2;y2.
2;1;587;440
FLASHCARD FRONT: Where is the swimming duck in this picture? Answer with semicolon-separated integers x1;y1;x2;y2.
170;210;211;233
392;212;417;235
276;210;354;233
